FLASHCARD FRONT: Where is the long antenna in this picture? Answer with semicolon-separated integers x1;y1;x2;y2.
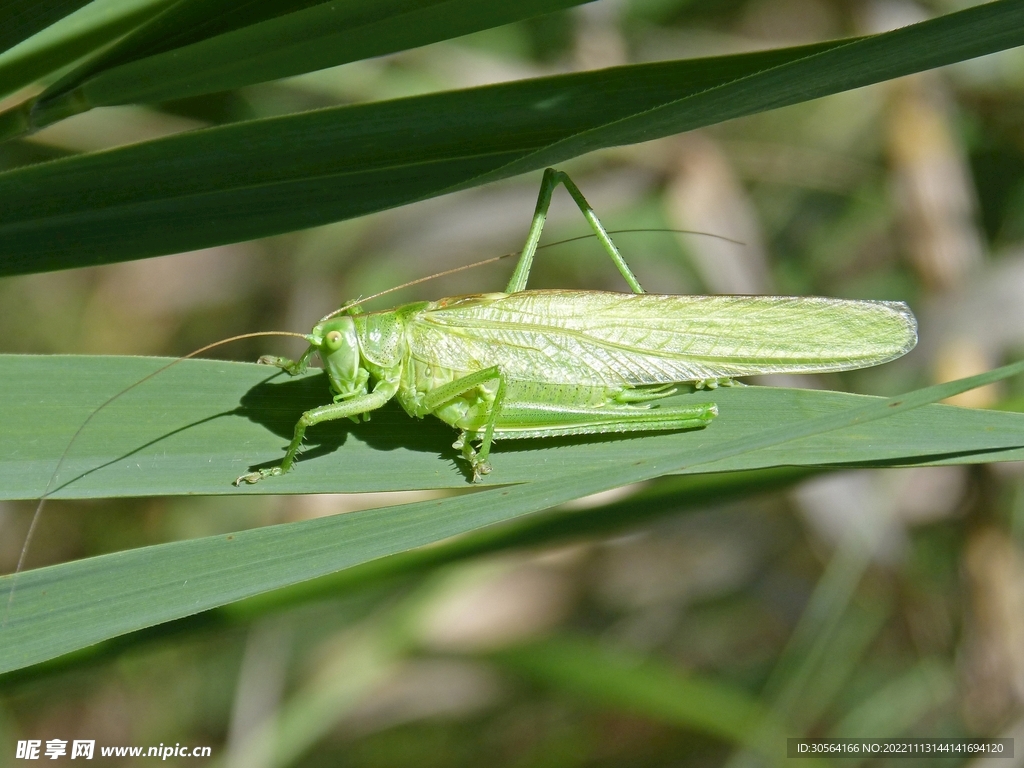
320;227;742;322
321;251;518;321
3;330;309;625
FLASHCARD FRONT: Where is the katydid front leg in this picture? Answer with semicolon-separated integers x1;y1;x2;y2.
234;380;397;485
257;344;316;375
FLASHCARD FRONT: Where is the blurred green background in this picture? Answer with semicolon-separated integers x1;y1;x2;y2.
3;0;1024;765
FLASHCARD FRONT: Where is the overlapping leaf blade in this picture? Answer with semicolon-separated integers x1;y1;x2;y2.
0;0;174;102
0;468;812;683
2;0;1024;275
0;0;94;55
29;0;593;118
495;638;807;767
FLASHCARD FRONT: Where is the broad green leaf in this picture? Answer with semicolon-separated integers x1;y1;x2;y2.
2;359;1021;672
29;0;593;123
229;468;816;615
3;355;1024;499
0;468;812;683
760;544;889;730
0;0;173;101
2;1;1024;275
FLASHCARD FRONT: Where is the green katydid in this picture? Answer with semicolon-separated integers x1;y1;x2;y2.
234;168;918;484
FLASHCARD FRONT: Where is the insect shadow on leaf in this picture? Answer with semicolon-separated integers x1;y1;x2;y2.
235;369;461;475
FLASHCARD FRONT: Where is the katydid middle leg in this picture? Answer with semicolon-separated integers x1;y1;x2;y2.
505;168;645;295
420;366;506;481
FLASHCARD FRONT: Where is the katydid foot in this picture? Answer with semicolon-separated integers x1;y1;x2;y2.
257;355;308;376
453;432;493;483
234;466;285;485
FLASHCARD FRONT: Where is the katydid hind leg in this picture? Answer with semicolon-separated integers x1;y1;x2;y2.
475;380;719;443
446;380;718;478
487;400;719;441
694;377;745;390
505;168;645;295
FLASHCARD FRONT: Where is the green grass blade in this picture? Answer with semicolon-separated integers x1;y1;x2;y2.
0;0;94;55
3;355;1024;498
31;0;593;117
0;0;171;102
0;468;810;685
494;0;1024;178
2;0;1023;275
0;359;1021;673
228;469;815;615
493;637;818;767
828;659;955;739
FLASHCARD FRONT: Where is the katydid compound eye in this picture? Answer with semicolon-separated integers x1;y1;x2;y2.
324;330;343;350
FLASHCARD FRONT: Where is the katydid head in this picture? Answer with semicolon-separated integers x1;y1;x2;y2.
309;316;368;399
